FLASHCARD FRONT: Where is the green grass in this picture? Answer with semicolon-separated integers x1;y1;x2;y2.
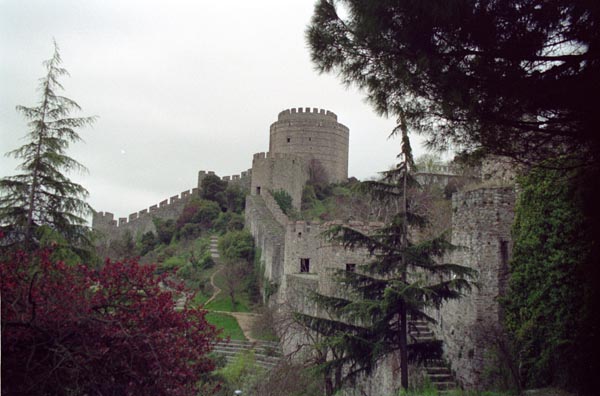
206;312;246;340
192;291;211;307
205;296;250;312
205;265;252;312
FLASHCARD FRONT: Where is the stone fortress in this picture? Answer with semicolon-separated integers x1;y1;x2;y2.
92;107;516;392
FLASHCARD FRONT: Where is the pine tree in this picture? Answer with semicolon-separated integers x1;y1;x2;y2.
0;41;96;252
307;0;600;168
294;115;475;393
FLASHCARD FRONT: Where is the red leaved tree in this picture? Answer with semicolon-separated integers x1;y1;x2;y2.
1;245;218;396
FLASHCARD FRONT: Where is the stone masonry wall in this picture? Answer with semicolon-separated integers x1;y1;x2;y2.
262;189;289;227
92;188;197;244
282;220;381;298
250;152;309;210
244;194;286;300
197;169;252;192
430;187;516;389
269;107;349;184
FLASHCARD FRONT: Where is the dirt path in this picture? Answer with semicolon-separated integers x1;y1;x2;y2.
214;311;260;342
205;235;260;341
204;266;222;306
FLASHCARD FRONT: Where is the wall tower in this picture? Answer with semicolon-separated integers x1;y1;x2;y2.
269;107;349;183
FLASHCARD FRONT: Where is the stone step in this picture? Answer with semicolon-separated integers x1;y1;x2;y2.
212;349;281;362
428;373;454;382
433;381;456;391
425;366;450;375
220;355;278;369
213;341;282;355
409;331;434;336
216;339;281;348
212;346;282;359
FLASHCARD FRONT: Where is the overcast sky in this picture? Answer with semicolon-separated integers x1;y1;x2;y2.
1;0;437;220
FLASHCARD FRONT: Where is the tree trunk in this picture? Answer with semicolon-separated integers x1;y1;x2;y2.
400;137;409;390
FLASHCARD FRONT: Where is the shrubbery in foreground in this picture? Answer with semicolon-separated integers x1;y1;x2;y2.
1;242;219;396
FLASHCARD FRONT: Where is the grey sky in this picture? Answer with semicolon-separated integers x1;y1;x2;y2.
1;0;433;219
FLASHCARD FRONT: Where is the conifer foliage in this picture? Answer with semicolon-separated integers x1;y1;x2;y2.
0;41;96;250
294;120;475;393
307;0;600;167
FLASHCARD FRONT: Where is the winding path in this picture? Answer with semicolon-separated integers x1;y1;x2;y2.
205;235;259;342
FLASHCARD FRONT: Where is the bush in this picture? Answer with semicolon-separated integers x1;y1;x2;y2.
213;212;245;234
271;189;293;214
154;218;176;244
301;184;318;211
176;198;221;235
0;247;218;396
138;231;158;256
223;184;246;213
200;174;227;207
218;230;255;263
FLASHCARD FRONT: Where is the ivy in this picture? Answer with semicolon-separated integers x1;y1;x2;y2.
503;164;596;391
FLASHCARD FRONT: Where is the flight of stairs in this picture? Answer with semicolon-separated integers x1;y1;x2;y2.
209;235;220;260
211;339;283;370
409;319;457;392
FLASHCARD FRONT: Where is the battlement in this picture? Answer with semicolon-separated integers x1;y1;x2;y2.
277;107;338;122
92;188;197;229
93;211;117;226
252;152;302;162
197;169;252;185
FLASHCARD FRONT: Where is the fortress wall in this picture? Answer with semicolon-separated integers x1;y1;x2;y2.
430;187;515;389
481;155;519;184
281;220;382;302
415;172;472;188
262;189;289;227
269;107;349;183
245;194;285;300
250;152;309;210
92;189;195;243
197;169;252;192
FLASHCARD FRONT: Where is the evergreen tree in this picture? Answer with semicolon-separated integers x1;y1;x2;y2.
294;119;475;393
307;0;600;167
0;42;96;252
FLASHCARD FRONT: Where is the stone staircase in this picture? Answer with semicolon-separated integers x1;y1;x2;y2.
211;339;283;370
409;319;457;392
209;235;220;260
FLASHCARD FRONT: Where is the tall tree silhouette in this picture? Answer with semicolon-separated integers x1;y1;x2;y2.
0;41;96;253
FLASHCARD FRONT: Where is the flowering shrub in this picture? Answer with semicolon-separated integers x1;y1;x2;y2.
1;247;218;396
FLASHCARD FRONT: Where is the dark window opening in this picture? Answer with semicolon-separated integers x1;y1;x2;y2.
300;258;310;273
346;263;356;272
298;232;302;237
287;137;291;143
256;186;261;195
309;137;311;141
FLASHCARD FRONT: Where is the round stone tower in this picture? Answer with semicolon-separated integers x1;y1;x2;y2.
269;107;349;183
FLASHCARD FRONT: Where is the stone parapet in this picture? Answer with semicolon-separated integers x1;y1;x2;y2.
277;107;338;122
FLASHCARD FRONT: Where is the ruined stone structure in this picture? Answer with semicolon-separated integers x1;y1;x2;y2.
92;107;517;393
